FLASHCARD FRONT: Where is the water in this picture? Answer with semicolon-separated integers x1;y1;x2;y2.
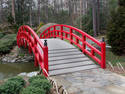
0;62;39;80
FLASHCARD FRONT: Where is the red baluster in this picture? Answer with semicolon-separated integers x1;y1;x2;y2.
60;25;63;40
82;35;86;53
70;28;73;44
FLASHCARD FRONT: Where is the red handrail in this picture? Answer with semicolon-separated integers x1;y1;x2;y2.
17;25;48;77
40;24;106;69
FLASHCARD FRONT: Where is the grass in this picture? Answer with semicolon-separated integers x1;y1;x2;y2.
106;49;125;66
0;32;5;39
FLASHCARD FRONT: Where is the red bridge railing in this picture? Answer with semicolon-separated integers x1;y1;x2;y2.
17;25;48;77
40;24;106;69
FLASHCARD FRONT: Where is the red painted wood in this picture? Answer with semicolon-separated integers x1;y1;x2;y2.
17;24;106;78
40;24;106;69
17;25;49;77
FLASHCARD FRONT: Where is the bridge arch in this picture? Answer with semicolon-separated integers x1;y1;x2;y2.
17;25;48;77
40;24;106;69
17;24;106;77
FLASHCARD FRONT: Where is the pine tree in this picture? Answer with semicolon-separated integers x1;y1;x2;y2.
107;0;125;55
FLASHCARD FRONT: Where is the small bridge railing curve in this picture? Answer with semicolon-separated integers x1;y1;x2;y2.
17;25;48;77
40;24;106;69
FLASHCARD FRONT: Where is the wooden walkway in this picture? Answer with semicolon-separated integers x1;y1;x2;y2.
40;39;99;76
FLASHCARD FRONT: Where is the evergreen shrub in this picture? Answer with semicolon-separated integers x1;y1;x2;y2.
107;0;125;55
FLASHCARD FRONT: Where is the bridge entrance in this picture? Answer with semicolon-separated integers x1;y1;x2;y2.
40;39;98;75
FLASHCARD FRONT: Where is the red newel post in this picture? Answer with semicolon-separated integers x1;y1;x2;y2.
82;35;86;53
43;40;49;77
70;28;73;44
101;37;106;69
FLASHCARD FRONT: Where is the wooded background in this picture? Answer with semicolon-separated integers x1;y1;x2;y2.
0;0;118;36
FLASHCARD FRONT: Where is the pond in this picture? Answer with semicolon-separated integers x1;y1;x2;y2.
0;62;39;80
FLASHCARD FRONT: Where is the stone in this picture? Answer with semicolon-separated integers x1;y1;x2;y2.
18;72;27;76
51;68;125;94
11;59;16;63
67;87;79;94
27;72;38;77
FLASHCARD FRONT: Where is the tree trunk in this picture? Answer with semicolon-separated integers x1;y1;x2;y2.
69;0;75;25
29;7;32;27
60;0;63;11
12;0;16;23
96;0;100;35
37;0;41;25
0;0;3;23
80;0;83;29
45;0;48;23
92;0;97;37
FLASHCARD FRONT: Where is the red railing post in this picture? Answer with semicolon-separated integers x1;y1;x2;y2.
82;35;86;53
53;26;56;38
101;37;106;69
60;25;63;40
48;28;50;38
70;28;73;44
43;40;48;77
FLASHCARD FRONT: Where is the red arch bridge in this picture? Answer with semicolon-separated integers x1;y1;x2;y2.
17;24;106;77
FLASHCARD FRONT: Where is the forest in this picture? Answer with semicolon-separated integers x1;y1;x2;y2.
0;0;118;35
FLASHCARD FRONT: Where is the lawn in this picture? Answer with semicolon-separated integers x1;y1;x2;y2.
106;49;125;66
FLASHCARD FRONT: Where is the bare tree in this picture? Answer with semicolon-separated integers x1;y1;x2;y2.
96;0;100;35
29;6;32;26
0;0;3;23
37;0;41;24
92;0;97;37
12;0;16;23
60;0;63;11
44;0;49;23
68;0;75;25
79;0;83;29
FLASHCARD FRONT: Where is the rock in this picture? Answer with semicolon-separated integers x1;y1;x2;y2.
27;72;38;77
11;59;16;63
18;71;38;77
2;57;8;62
18;72;27;76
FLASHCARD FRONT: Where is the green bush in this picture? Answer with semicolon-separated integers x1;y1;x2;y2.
8;76;26;87
30;79;51;92
0;32;5;39
21;75;51;94
0;34;16;54
0;76;25;94
107;0;125;55
21;86;45;94
28;75;46;83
